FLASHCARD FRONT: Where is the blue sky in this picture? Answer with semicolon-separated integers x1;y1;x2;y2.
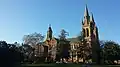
0;0;120;44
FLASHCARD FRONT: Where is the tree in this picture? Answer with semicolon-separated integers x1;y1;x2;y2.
99;40;106;64
22;32;44;63
14;42;20;47
59;29;69;40
99;40;105;48
0;41;24;67
102;41;120;64
0;41;8;48
57;29;69;62
23;32;44;46
20;44;35;63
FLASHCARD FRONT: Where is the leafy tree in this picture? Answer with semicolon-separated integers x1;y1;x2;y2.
20;44;35;63
23;32;44;46
59;29;69;40
0;41;8;48
99;40;105;48
102;41;120;64
57;29;70;62
98;40;106;64
14;42;20;47
0;41;24;67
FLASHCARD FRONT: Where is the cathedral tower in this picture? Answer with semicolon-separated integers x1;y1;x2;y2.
82;5;100;64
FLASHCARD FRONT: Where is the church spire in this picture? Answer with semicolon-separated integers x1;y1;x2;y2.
83;4;90;25
90;13;94;22
48;24;52;32
47;24;52;40
84;4;89;18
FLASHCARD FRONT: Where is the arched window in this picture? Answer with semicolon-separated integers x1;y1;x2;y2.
83;29;86;37
86;28;89;37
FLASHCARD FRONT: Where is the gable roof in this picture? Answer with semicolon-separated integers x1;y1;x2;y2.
67;37;80;43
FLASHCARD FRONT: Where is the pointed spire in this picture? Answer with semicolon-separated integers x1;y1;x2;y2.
48;24;52;31
84;4;89;17
47;24;52;40
90;13;94;22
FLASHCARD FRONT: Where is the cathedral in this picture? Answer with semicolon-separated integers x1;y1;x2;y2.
37;5;100;64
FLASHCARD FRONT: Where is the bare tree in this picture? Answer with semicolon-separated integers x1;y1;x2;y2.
23;32;44;46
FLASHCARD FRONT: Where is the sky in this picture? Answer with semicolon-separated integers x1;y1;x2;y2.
0;0;120;44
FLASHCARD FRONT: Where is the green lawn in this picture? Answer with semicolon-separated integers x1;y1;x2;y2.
22;64;120;67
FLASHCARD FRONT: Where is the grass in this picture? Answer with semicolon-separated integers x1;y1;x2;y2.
22;63;57;67
22;63;120;67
